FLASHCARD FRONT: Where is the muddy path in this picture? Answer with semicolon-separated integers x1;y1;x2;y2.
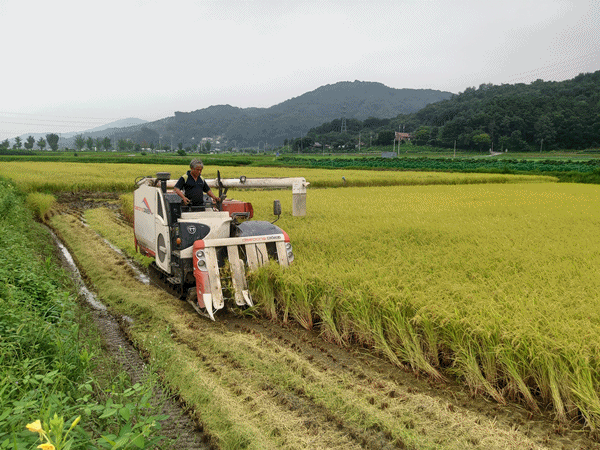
49;192;598;450
50;223;211;450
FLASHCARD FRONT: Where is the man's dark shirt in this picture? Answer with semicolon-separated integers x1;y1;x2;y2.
174;171;210;206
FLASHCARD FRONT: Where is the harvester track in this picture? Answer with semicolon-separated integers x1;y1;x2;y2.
147;261;217;320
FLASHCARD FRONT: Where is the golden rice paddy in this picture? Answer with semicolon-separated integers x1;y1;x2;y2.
8;159;600;430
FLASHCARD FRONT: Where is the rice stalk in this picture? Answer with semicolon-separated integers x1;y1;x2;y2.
25;192;56;220
416;315;441;367
315;293;346;345
569;358;600;431
383;307;444;381
448;328;506;405
248;267;277;320
532;354;571;423
496;345;539;412
287;277;314;330
119;193;134;224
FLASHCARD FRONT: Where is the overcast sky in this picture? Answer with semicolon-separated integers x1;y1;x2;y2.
1;0;599;141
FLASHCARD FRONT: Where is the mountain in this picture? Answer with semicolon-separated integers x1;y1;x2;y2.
82;117;148;134
105;81;453;148
16;117;147;143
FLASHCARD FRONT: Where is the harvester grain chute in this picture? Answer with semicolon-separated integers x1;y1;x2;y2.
133;172;308;320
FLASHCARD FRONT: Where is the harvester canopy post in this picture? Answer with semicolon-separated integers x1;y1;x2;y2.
292;179;307;217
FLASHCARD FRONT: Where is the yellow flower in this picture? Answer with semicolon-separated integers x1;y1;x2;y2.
37;444;55;450
26;420;43;434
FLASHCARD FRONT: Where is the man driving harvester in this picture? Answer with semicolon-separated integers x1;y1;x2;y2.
173;159;220;209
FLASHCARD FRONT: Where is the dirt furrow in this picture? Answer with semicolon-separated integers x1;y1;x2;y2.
52;226;211;449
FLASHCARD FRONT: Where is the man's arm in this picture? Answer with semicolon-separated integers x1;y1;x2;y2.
174;177;190;205
206;189;219;203
202;179;219;204
173;187;190;205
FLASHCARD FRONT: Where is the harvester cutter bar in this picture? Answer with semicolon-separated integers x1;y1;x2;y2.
227;245;252;307
193;233;288;320
186;297;215;321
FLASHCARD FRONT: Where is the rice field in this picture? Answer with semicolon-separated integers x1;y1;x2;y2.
0;161;556;192
7;159;600;430
230;182;600;429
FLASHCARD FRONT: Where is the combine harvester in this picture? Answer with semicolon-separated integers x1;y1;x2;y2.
133;172;308;320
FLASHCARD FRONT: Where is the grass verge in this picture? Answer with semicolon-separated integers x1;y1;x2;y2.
0;177;167;449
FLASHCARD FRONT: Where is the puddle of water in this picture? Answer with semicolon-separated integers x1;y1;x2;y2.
51;232;108;311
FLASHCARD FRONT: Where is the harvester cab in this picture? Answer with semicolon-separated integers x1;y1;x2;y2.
134;172;307;320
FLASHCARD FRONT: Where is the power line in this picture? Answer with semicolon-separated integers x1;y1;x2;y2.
0;110;128;121
1;119;112;127
0;111;136;136
0;111;145;139
505;48;600;84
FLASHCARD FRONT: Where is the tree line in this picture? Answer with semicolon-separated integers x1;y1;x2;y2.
404;70;600;151
1;133;60;152
0;131;217;154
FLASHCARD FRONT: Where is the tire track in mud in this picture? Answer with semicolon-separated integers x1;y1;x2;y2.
51;193;600;450
91;311;210;450
229;321;398;449
170;314;401;449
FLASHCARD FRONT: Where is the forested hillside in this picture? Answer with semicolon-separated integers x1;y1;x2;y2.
5;73;598;153
303;71;600;152
401;71;600;151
